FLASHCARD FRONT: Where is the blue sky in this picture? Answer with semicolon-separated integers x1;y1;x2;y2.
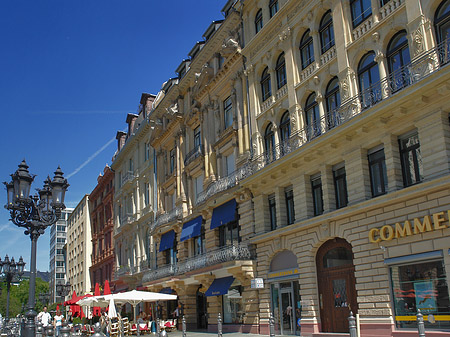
0;0;226;272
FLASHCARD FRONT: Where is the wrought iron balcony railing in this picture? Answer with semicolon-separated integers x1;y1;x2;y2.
184;144;204;166
250;39;450;174
142;243;253;283
121;170;136;186
151;205;182;232
115;265;130;278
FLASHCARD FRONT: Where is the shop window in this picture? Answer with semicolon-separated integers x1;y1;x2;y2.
276;53;287;89
399;131;423;187
350;0;372;28
223;285;244;324
390;259;450;330
261;67;272;101
300;30;314;69
285;188;295;225
358;51;381;109
268;194;277;231
311;175;324;216
368;147;388;197
320;11;335;53
255;9;263;33
219;221;240;247
333;164;348;209
224;96;233;129
387;31;411;91
435;0;450;45
269;0;279;18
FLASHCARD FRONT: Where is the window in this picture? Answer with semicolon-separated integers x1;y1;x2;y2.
218;53;225;69
269;0;279;18
276;53;287;89
387;31;411;91
191;226;205;257
379;0;390;6
164;244;177;266
311;175;324;216
325;77;341;129
145;142;151;161
279;111;291;143
358;52;381;109
333;164;348;209
170;148;176;174
194;175;204;201
350;0;372;28
219;221;240;247
129;158;134;173
261;67;272;101
368;147;388;197
224;96;233;129
225;152;235;176
390;259;450;330
435;0;450;44
319;11;334;53
305;93;321;138
255;9;263;33
268;194;277;230
56;261;64;267
194;126;201;148
144;182;150;207
300;30;314;69
264;123;276;162
285;188;295;225
223;285;244;324
399;131;423;187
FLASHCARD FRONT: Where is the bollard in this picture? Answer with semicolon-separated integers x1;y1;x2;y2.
348;312;357;337
182;315;186;337
92;322;107;337
269;312;275;337
217;313;222;337
45;324;55;336
156;318;161;337
137;321;140;337
417;310;426;337
60;321;71;337
21;316;25;337
35;322;44;337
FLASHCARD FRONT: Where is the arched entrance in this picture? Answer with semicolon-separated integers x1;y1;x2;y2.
316;238;357;333
196;286;208;329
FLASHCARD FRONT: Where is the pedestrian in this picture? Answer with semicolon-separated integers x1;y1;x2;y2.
37;306;52;327
53;309;64;337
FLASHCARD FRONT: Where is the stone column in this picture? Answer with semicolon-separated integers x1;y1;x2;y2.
321;164;336;212
345;147;371;204
383;133;404;192
292;173;311;221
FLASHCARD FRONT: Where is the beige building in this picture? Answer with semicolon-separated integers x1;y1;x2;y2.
110;0;450;336
67;195;92;297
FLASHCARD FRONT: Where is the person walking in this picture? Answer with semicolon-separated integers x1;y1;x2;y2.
53;310;64;337
37;306;52;327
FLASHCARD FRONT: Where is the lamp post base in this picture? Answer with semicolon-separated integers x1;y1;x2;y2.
24;308;37;337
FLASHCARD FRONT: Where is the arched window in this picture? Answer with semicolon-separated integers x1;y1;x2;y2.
255;9;263;33
435;0;450;46
261;67;272;101
350;0;372;28
276;53;287;89
319;11;335;53
305;93;321;138
387;31;411;91
358;52;381;109
264;123;276;162
269;0;279;18
325;77;341;129
279;111;291;142
300;30;315;69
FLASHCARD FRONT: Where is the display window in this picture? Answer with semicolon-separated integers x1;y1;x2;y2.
390;259;450;330
223;285;244;324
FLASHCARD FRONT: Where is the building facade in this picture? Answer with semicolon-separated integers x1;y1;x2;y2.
89;165;115;291
67;195;92;297
108;0;450;336
49;208;73;304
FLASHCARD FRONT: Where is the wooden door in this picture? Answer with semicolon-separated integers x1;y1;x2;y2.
316;239;358;333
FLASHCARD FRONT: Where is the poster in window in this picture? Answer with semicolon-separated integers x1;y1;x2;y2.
414;281;437;313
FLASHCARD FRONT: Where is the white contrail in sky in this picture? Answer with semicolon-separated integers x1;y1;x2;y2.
67;136;116;179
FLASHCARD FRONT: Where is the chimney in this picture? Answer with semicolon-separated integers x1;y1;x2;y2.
126;113;139;136
116;131;127;152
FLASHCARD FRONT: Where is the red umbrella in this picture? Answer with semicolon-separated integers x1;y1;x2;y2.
93;283;101;316
104;280;111;295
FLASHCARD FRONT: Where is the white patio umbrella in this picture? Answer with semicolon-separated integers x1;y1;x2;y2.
108;297;117;319
111;290;177;322
77;296;110;308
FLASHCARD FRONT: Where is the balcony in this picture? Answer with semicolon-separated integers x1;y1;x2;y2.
142;243;253;283
184;144;204;166
250;40;450;174
115;265;130;278
195;165;253;205
151;205;182;233
379;0;404;21
121;170;136;186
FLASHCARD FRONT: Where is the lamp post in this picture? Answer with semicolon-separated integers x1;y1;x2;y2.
56;281;71;300
3;160;69;337
38;292;50;306
0;255;25;327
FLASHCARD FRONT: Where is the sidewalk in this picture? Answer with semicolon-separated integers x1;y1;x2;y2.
138;330;266;337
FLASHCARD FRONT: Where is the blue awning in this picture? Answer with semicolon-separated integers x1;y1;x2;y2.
159;230;175;252
180;216;203;242
160;287;174;294
205;276;235;297
210;199;237;230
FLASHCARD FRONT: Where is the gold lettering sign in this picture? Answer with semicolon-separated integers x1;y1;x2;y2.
268;268;299;280
369;210;449;243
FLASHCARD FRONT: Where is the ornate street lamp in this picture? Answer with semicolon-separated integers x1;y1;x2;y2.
3;160;68;337
0;255;25;327
56;281;71;299
38;291;50;306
